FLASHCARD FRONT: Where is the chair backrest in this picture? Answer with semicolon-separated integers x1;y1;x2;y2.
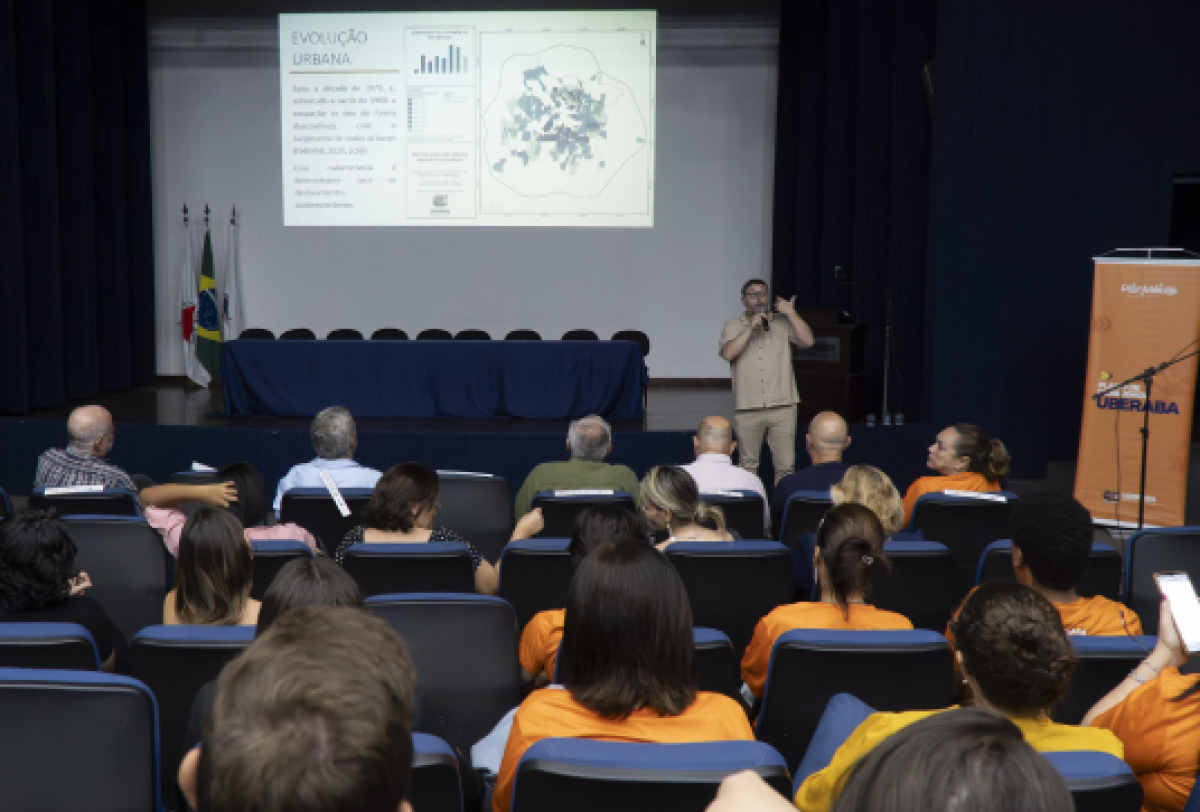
249;539;313;600
664;541;794;655
976;540;1123;600
561;329;599;341
778;492;834;552
1042;751;1144;812
756;629;954;772
437;471;513;564
699;490;766;539
1124;527;1200;634
693;627;742;702
237;327;275;340
418;328;454;341
367;594;521;754
29;486;140;517
62;516;169;643
610;329;650;358
326;327;364;340
279;327;316;340
342;543;476;597
279;487;373;555
455;329;492;340
530;491;639;539
511;739;791;812
165;470;223;486
871;541;956;632
0;485;11;519
0;667;159;811
411;733;463;812
506;329;542;341
130;625;255;804
911;492;1017;602
1053;635;1159;725
371;327;409;340
0;622;100;670
498;539;574;632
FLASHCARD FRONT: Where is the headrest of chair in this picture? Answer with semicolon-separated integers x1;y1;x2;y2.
882;540;951;554
413;732;458;763
33;486;137;497
775;629;950;652
0;667;153;692
365;592;509;608
501;538;571;555
0;623;99;667
533;490;632;500
1041;750;1138;782
281;487;374;499
437;470;498;479
665;540;788;556
518;738;787;773
692;627;732;647
914;491;1018;506
1070;635;1159;655
133;625;256;646
785;490;835;503
700;490;761;500
60;514;148;524
343;542;472;557
249;539;313;555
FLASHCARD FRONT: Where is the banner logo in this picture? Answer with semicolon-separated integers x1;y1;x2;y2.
1121;283;1178;298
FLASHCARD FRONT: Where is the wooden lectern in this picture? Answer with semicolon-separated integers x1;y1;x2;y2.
792;310;866;425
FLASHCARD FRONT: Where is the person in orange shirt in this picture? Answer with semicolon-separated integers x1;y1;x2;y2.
494;538;755;812
518;505;643;687
741;503;912;699
1085;600;1200;812
902;423;1010;525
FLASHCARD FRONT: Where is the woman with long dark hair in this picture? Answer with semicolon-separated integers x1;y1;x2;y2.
165;508;259;626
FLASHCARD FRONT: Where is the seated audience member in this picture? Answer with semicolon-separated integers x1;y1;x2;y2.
681;416;770;533
741;503;910;699
1084;600;1200;812
642;465;733;547
34;405;237;514
708;710;1073;812
335;462;499;595
772;412;852;531
795;580;1124;812
902;423;1009;524
145;461;318;556
513;415;641;518
830;465;906;537
519;505;644;686
177;606;417;812
272;405;382;515
164;508;260;626
0;509;126;671
494;538;754;812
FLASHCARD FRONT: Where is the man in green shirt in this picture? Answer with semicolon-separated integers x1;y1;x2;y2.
513;415;642;518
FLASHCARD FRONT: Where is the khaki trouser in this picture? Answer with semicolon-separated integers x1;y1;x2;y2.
733;405;798;485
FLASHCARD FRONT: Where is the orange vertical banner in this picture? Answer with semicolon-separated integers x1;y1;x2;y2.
1075;253;1200;528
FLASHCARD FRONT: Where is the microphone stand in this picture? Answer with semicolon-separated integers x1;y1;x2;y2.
1093;347;1200;529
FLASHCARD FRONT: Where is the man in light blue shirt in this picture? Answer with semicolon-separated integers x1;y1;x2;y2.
273;406;383;515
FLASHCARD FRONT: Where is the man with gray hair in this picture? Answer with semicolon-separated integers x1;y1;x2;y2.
273;406;382;515
513;414;641;518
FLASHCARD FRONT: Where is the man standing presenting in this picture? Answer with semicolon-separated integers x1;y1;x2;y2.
719;279;814;485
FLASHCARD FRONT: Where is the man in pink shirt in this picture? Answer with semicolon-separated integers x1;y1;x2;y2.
681;416;771;535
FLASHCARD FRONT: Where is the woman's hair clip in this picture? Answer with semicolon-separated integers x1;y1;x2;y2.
862;555;874;565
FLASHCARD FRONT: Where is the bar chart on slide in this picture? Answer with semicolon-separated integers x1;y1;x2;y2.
417;46;466;74
406;27;473;82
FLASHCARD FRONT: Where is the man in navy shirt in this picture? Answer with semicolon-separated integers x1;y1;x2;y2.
771;411;851;530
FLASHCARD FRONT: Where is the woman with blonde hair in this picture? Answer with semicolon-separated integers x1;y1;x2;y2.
831;464;906;536
640;465;732;548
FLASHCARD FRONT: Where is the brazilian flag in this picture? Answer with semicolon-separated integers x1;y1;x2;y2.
196;228;222;383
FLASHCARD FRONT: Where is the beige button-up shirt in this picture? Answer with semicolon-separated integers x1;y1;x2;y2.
720;313;800;410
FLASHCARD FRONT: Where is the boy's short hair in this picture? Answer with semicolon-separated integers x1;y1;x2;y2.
197;606;416;812
1010;492;1094;591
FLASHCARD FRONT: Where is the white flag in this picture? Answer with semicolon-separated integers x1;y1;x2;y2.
177;212;210;387
221;208;246;340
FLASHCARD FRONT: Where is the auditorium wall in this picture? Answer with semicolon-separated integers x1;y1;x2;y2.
147;18;779;379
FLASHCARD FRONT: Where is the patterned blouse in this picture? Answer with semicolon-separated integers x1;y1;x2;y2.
335;525;485;569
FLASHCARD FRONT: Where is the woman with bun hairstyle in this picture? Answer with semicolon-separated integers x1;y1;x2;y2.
831;464;906;537
902;423;1010;524
640;465;732;548
795;580;1124;812
741;503;911;699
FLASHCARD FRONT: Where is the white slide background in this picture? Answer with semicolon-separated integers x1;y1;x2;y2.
150;21;778;379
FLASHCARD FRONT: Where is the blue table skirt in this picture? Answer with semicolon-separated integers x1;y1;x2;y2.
221;340;647;420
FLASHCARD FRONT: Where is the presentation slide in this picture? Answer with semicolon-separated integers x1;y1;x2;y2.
280;11;656;227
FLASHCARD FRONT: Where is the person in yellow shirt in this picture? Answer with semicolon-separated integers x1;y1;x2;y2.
795;581;1125;812
902;423;1009;525
741;503;912;699
495;538;754;812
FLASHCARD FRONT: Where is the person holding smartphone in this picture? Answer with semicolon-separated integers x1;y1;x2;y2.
1084;585;1200;812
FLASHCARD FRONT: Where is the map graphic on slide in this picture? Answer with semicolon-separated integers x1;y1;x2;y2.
482;45;647;201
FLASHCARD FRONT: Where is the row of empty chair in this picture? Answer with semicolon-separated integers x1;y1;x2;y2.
238;326;652;356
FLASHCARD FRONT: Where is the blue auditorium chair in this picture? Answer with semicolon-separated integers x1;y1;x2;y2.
412;732;463;812
367;593;521;754
249;539;312;600
498;538;573;631
29;485;140;517
165;470;223;486
1124;526;1200;635
279;486;372;555
793;693;877;790
664;541;793;654
530;490;638;539
0;667;160;810
510;739;791;812
0;622;100;670
975;539;1123;600
755;629;954;772
1043;751;1143;812
1053;635;1159;725
131;625;255;803
776;491;834;552
910;491;1017;602
870;540;956;632
437;470;513;564
342;542;476;597
699;489;767;539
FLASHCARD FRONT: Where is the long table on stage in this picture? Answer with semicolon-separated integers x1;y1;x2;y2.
220;340;647;420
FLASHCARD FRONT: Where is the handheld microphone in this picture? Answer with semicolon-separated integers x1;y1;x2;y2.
759;305;770;331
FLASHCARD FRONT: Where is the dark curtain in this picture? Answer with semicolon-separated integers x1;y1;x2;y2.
771;0;937;422
0;0;154;414
926;1;1200;477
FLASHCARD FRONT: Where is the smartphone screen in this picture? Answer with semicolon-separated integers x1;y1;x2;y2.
1155;572;1200;655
